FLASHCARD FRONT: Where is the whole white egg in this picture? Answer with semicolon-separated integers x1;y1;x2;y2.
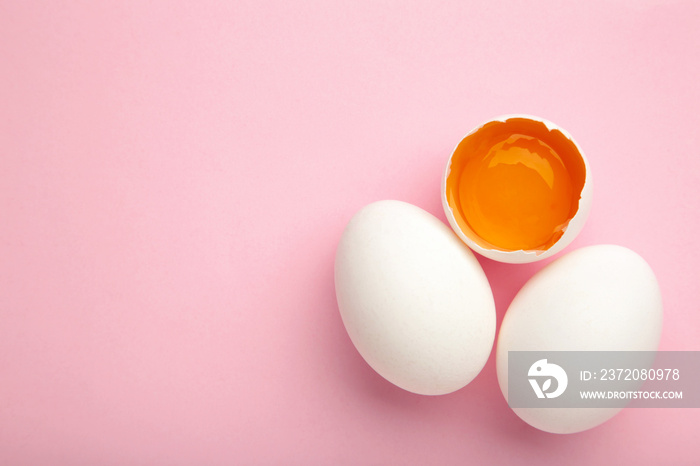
335;200;496;395
496;245;663;433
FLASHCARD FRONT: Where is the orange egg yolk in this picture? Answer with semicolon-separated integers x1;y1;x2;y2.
457;134;575;251
445;118;587;253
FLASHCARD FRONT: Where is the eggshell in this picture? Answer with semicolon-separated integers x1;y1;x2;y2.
335;200;496;395
496;245;663;433
442;114;592;264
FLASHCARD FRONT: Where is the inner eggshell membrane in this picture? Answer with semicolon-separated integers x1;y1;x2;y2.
445;118;586;252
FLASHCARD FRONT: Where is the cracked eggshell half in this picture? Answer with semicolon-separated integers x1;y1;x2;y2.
442;115;592;264
335;200;496;395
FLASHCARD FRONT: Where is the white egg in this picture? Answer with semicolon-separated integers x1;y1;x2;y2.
335;200;496;395
496;245;663;433
442;115;592;264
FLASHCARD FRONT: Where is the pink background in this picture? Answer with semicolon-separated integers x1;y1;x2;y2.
1;1;699;464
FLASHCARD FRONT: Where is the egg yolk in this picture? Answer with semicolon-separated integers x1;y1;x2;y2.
457;134;575;251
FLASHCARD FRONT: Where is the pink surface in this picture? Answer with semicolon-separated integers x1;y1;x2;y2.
1;1;699;464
